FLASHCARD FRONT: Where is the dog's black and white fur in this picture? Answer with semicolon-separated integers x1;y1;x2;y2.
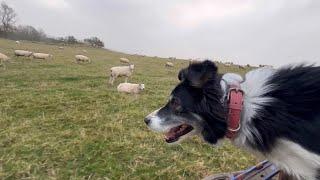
145;60;320;179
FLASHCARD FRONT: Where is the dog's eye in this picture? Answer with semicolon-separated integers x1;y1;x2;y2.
169;97;185;114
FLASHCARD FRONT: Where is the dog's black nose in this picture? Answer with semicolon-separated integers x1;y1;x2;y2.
144;118;150;125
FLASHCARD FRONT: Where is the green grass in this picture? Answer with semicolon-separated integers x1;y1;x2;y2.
0;38;256;179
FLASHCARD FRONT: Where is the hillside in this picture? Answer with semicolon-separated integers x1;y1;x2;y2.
0;38;255;179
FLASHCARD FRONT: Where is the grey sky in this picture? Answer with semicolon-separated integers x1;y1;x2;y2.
7;0;320;66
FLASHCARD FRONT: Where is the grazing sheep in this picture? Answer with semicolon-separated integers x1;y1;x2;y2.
32;53;53;60
0;52;10;70
82;49;88;53
14;50;33;57
75;55;91;63
120;57;130;63
58;46;64;50
0;52;9;61
165;62;174;67
15;41;20;45
109;64;134;85
117;83;145;94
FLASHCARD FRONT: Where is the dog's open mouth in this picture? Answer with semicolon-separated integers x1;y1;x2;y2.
164;124;193;143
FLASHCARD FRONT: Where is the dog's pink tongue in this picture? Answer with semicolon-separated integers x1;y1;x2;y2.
164;131;176;141
164;126;180;142
164;124;193;143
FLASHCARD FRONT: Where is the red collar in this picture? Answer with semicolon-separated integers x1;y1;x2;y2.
225;85;244;139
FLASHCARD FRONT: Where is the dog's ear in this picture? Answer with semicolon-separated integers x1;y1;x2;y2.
180;60;218;87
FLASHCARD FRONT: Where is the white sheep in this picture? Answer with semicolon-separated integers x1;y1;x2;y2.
0;52;10;70
32;53;53;60
75;55;91;63
15;41;20;45
58;46;64;50
117;83;145;94
14;50;33;57
0;52;10;61
82;49;88;53
109;64;134;85
120;57;130;63
165;62;174;67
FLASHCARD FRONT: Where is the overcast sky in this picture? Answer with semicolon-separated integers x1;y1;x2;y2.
7;0;320;66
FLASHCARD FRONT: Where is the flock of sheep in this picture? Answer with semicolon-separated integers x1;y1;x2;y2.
5;41;266;97
1;41;275;99
0;42;137;96
109;57;176;95
109;58;144;95
0;42;92;69
14;50;53;59
2;41;272;71
1;46;269;96
1;41;274;98
13;49;90;63
0;41;179;97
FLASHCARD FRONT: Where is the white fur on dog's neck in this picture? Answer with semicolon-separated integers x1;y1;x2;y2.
236;67;275;147
221;68;276;147
221;67;320;180
220;73;243;101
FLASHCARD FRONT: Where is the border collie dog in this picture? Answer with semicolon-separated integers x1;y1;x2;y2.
144;60;320;180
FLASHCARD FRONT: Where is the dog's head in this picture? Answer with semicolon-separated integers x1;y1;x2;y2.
145;60;227;144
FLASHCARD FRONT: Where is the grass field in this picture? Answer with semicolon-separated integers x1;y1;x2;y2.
0;38;256;179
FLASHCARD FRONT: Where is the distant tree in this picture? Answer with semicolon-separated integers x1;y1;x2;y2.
84;37;104;48
13;25;46;41
0;2;105;47
0;1;17;36
54;37;65;43
65;36;77;44
37;28;47;41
